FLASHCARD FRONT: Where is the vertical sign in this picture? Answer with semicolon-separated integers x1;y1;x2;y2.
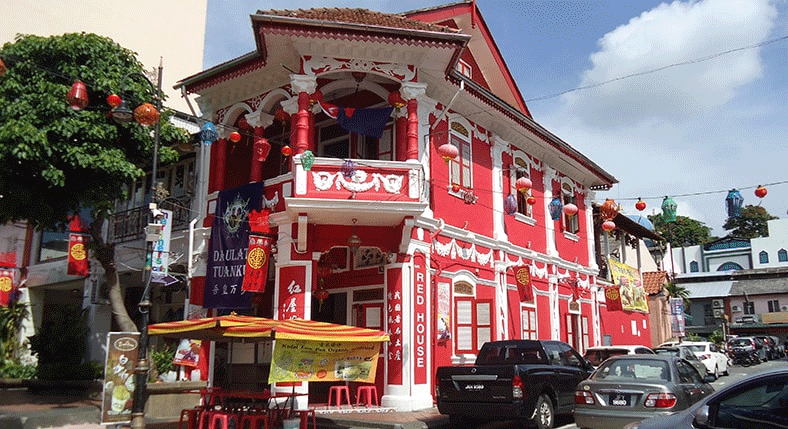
387;267;403;385
412;252;427;384
670;297;686;338
437;281;451;341
151;209;172;281
101;332;140;424
278;265;306;320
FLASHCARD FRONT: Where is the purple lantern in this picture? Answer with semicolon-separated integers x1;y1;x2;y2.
504;194;518;216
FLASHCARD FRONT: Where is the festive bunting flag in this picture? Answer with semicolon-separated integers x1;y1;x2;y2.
68;233;89;276
0;269;14;307
514;265;533;302
242;235;272;293
319;102;393;139
605;286;623;311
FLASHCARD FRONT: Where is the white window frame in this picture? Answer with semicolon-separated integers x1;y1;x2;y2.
561;179;580;236
510;163;534;222
448;117;473;191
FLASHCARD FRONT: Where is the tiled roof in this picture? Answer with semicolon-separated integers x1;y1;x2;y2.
643;271;668;295
255;8;460;34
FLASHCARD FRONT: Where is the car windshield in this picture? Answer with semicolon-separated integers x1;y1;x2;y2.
593;359;670;382
730;339;751;347
584;349;629;366
687;345;706;353
655;348;678;356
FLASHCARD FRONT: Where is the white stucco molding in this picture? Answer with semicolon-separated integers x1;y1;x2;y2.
290;74;317;95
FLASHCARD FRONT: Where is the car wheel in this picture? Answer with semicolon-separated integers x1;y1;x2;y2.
532;394;554;429
713;365;718;379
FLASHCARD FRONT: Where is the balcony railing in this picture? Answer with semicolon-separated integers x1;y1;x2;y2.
110;197;192;242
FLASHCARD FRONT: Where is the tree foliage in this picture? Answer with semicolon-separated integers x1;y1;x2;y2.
648;214;715;248
0;33;186;230
722;204;777;239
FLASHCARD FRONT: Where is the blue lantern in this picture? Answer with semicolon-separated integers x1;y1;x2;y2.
661;196;677;222
504;194;518;216
549;197;563;221
341;159;357;179
725;189;744;218
200;122;218;145
301;150;315;171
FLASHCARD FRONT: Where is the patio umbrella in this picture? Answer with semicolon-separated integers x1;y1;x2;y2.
224;319;389;342
148;314;276;342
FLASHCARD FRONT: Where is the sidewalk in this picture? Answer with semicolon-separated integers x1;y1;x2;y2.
0;387;450;429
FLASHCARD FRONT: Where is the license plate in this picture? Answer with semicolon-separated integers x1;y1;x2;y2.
610;394;630;406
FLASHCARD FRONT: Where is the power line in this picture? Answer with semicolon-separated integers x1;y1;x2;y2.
525;33;788;103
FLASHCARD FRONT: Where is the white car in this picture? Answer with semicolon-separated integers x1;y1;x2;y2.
681;341;729;378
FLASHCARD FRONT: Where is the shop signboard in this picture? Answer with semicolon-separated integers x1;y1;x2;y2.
268;339;380;383
100;332;140;424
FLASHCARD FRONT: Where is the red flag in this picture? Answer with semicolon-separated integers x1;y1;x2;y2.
0;269;14;307
605;286;623;311
242;235;272;293
513;265;533;302
68;233;89;276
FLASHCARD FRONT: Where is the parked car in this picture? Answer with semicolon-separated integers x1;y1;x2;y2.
681;341;729;377
756;335;779;360
573;355;715;429
769;335;785;358
653;346;708;379
624;368;788;429
583;345;655;368
729;336;765;363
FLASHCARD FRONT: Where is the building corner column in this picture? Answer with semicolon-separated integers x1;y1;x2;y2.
290;75;317;155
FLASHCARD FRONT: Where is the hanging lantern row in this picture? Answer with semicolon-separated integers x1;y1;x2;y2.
504;194;518;216
548;197;563;221
229;131;242;143
200;122;218;145
254;137;271;162
301;150;315;171
600;198;618;221
661;196;677;222
281;145;292;157
725;188;744;219
66;81;89;110
635;198;646;211
602;220;616;233
563;203;578;218
438;143;459;163
341;159;357;179
515;177;532;194
526;195;536;206
755;185;767;198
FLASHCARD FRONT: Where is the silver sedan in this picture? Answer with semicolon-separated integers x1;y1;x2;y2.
573;355;715;429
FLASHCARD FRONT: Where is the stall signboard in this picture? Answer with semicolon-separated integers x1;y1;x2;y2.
607;258;649;313
101;332;140;424
268;339;380;383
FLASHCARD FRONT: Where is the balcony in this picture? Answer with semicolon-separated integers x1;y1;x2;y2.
286;157;427;226
110;197;192;242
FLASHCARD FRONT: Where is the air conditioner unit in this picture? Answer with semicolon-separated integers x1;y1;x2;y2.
731;305;741;312
713;308;724;319
712;299;723;309
781;305;788;312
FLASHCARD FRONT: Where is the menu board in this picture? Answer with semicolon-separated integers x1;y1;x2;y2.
100;332;140;424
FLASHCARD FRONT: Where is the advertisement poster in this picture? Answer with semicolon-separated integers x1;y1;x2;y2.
101;332;140;424
151;209;172;282
268;339;380;384
607;258;649;313
173;339;201;368
437;281;451;341
670;297;686;338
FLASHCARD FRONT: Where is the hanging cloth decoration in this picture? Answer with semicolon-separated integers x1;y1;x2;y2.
67;233;89;276
604;286;623;311
0;269;15;307
319;102;394;139
513;265;533;302
241;235;273;293
725;189;744;218
661;196;677;222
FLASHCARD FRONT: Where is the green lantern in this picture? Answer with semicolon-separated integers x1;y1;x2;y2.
301;150;315;171
661;196;677;222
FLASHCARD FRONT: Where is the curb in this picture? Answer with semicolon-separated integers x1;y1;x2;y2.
1;406;99;429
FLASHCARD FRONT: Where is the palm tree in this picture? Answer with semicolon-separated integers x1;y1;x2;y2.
664;281;691;309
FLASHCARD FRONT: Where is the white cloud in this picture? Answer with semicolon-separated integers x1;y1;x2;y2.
563;0;778;128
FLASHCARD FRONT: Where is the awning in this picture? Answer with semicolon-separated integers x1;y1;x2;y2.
683;280;733;299
148;314;277;342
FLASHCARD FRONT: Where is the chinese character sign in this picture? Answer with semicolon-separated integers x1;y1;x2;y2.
268;339;380;383
278;265;306;320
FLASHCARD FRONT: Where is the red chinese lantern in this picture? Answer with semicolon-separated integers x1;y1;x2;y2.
309;89;323;106
106;93;122;108
451;184;460;193
600;198;619;221
133;102;159;126
563;203;578;217
254;137;271;162
281;145;292;157
526;195;536;206
635;198;647;211
437;143;459;163
602;220;616;232
229;131;242;143
388;91;406;109
313;286;329;304
515;177;532;194
755;185;767;198
66;80;89;110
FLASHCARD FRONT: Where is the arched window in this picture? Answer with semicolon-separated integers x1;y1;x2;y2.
759;251;769;264
448;118;472;190
454;280;492;355
561;180;579;234
779;249;787;262
689;261;699;272
718;262;743;271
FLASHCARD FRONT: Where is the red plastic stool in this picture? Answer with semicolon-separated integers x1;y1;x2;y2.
292;409;316;429
239;412;271;429
355;385;378;407
207;411;240;429
179;407;202;429
327;385;351;408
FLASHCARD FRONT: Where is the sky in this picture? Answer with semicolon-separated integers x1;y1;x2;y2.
204;0;788;237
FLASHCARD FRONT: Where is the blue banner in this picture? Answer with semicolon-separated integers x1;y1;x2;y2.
203;182;264;309
337;106;393;139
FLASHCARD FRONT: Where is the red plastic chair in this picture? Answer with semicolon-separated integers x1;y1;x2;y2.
355;385;378;407
327;385;351;409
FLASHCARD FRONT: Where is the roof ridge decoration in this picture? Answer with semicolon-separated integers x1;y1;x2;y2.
255;7;461;34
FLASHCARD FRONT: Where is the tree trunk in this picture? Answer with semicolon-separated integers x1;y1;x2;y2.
90;219;138;333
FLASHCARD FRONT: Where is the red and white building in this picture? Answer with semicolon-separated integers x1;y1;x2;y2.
172;3;649;410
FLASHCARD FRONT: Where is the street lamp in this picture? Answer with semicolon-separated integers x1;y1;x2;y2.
111;66;163;429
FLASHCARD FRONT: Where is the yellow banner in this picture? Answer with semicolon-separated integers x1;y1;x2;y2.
607;258;649;313
268;339;380;383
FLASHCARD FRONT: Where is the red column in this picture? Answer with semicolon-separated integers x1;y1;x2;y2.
406;98;419;161
250;127;264;183
308;108;316;153
396;113;407;162
212;138;227;192
295;92;310;155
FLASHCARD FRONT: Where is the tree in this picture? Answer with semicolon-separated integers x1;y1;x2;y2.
664;280;691;310
648;214;715;248
0;33;188;331
722;204;777;239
